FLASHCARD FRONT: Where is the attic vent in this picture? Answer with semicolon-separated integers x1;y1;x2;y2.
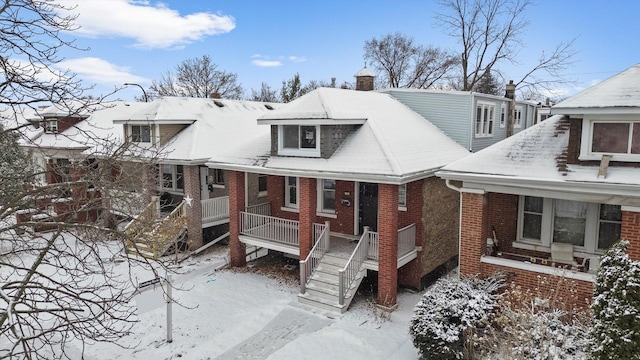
213;100;224;108
264;104;274;110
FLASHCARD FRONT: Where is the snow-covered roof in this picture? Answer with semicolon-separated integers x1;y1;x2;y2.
208;87;471;183
157;97;278;163
552;63;640;115
354;67;376;77
438;115;640;199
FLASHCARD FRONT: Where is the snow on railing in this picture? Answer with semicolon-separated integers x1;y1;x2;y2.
300;221;330;294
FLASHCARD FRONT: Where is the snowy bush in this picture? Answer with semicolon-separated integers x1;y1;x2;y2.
589;239;640;360
409;274;504;359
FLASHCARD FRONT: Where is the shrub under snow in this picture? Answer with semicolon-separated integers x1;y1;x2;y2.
409;274;504;359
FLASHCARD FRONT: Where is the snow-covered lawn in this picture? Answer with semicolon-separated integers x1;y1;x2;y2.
82;245;423;359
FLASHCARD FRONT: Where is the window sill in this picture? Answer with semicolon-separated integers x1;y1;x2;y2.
316;212;337;219
474;134;494;138
398;206;407;212
210;184;225;189
258;191;267;198
512;241;604;259
280;206;299;213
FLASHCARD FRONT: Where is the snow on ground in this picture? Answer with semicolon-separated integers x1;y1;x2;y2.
81;245;423;360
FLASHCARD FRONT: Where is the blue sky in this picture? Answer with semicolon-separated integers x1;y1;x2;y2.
52;0;640;101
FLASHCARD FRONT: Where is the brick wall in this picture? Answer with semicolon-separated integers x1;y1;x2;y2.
319;125;358;159
228;171;246;267
460;192;488;276
487;193;518;253
377;183;398;307
623;210;640;261
398;180;424;289
298;177;317;260
183;165;203;249
325;180;355;234
267;175;298;221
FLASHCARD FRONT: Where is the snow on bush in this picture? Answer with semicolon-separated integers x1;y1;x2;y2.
409;274;504;359
589;239;640;360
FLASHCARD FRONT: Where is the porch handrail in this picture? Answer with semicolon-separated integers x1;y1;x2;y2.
245;201;270;216
367;231;379;260
338;227;371;306
124;196;159;238
201;196;229;223
240;211;299;246
300;221;330;293
398;223;416;257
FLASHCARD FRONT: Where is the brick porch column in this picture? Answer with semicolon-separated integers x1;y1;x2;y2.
622;207;640;261
70;161;89;222
298;177;317;260
378;183;398;308
460;191;488;276
228;170;246;267
183;165;203;249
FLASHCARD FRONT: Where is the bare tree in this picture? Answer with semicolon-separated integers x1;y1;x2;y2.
0;2;173;358
435;0;577;96
249;82;280;102
363;32;459;89
148;55;243;100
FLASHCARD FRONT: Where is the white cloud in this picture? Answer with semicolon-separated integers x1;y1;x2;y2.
57;57;149;85
252;60;282;67
288;56;307;63
57;0;235;49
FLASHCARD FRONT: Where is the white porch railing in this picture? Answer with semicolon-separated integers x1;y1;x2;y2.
398;223;416;257
201;196;229;224
245;202;270;216
338;227;371;306
300;221;330;293
367;231;380;260
240;211;299;246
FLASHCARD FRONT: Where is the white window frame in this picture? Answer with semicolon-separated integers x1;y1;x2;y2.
317;179;337;217
130;124;152;144
278;125;320;157
258;174;267;197
283;176;299;210
516;196;622;255
398;183;407;210
161;164;184;193
514;106;523;128
579;118;640;162
45;119;58;134
475;101;495;137
499;103;506;128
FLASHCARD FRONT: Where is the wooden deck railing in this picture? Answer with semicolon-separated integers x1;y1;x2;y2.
201;196;229;224
240;211;299;246
338;227;371;305
300;221;330;293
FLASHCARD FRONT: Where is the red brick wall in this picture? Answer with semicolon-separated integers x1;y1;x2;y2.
481;262;593;309
460;192;488;276
398;180;425;289
183;165;203;249
228;170;246;267
327;180;355;235
377;183;398;307
267;175;298;221
298;177;317;260
623;210;640;261
487;193;518;253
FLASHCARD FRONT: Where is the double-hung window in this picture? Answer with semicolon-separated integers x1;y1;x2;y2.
518;196;622;254
499;104;506;128
475;102;495;137
161;164;183;192
318;179;336;214
514;106;523;128
131;125;151;143
398;183;407;208
279;125;320;157
284;176;299;209
45;120;58;134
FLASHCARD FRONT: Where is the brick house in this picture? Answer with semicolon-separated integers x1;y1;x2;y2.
437;63;640;307
208;86;471;312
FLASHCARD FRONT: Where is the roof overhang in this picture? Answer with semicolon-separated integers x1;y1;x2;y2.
257;118;367;126
113;119;196;125
550;106;640;116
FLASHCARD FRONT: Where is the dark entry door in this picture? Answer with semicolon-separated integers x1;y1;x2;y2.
359;183;378;233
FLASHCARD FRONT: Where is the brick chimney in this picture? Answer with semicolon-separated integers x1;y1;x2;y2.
505;80;516;137
354;66;375;91
210;92;221;99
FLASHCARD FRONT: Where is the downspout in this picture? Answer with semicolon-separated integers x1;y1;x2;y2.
446;179;463;279
468;93;474;151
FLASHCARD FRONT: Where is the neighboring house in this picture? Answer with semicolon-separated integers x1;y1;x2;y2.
207;86;471;312
112;96;278;252
380;86;538;152
437;63;640;307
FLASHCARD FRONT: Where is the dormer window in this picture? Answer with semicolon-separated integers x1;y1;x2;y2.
131;125;151;143
45;120;58;134
278;125;320;157
580;119;640;161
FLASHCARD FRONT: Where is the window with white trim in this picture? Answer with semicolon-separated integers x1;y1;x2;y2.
398;183;407;207
131;125;151;143
518;196;621;253
278;125;320;157
514;106;523;128
213;169;224;186
591;121;640;155
499;104;506;128
475;102;495;137
258;174;267;196
45;120;58;134
161;164;183;192
284;176;299;209
318;179;336;213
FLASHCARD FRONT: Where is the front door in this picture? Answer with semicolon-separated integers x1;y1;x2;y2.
358;183;378;233
200;167;209;200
